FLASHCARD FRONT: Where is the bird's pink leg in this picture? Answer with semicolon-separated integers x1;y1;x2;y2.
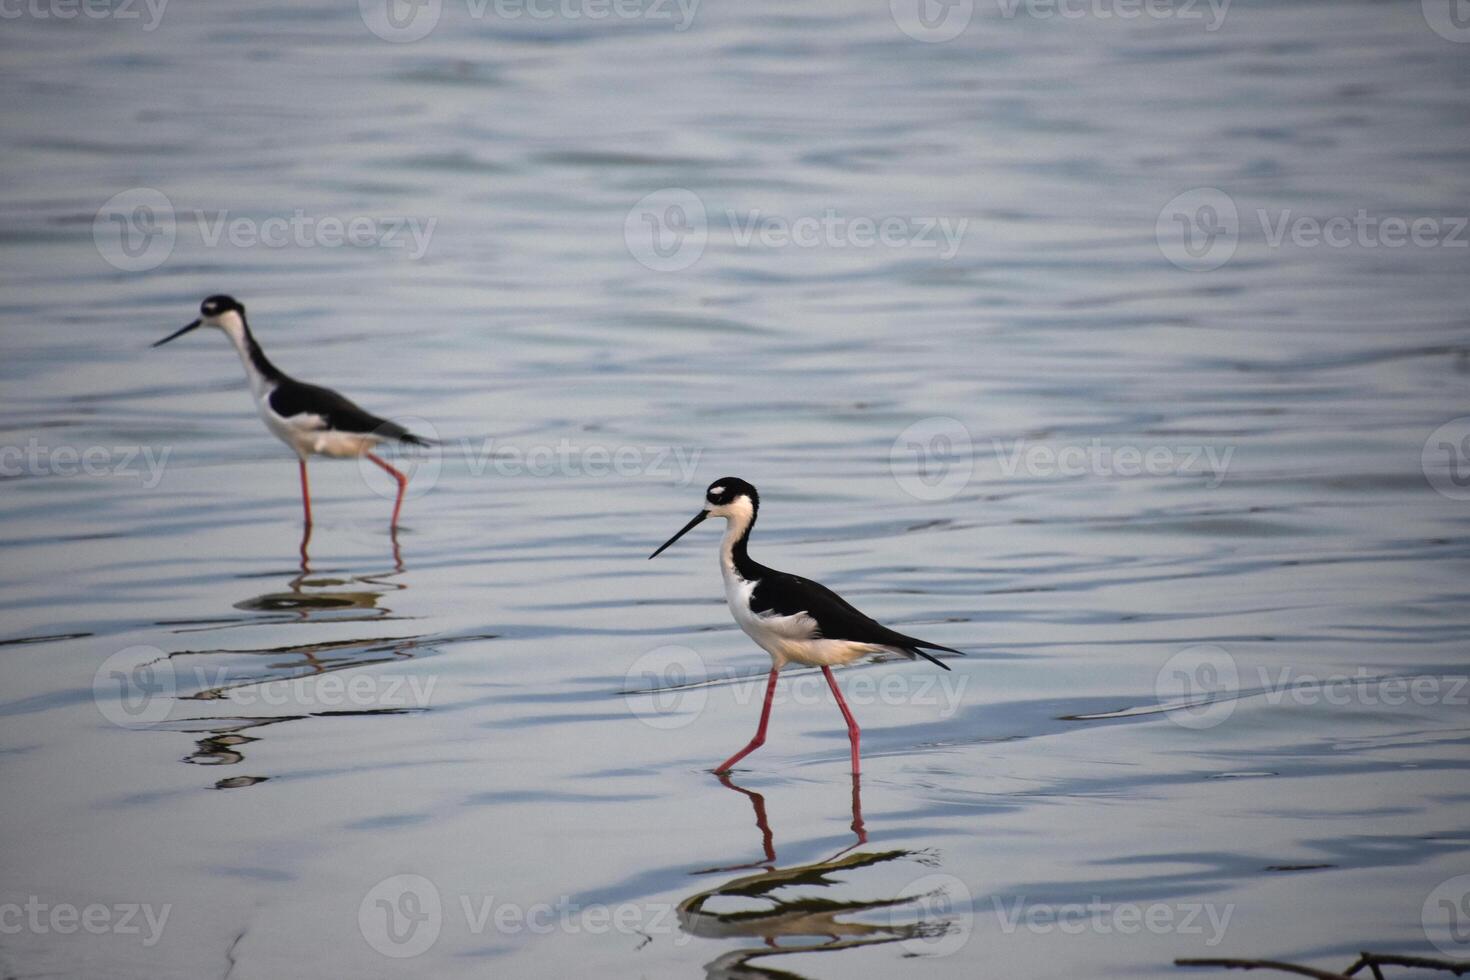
366;452;408;529
715;668;779;774
297;458;313;527
821;666;861;775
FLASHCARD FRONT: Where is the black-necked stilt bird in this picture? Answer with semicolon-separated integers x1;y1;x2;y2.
153;295;429;529
649;477;964;775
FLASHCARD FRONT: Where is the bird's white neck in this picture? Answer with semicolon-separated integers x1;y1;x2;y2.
718;497;757;581
216;311;274;397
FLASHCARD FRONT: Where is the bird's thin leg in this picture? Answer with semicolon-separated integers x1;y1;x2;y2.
297;458;313;527
821;666;861;775
714;668;779;774
365;452;408;529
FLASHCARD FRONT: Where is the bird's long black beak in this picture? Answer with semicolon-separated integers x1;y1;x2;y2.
152;319;201;348
649;510;708;559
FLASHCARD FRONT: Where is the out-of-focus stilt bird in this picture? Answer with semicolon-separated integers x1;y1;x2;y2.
154;295;429;528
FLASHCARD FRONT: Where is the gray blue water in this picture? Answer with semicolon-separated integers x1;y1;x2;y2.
3;1;1470;977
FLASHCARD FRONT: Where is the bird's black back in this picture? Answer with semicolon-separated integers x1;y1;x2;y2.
746;564;960;668
268;379;426;445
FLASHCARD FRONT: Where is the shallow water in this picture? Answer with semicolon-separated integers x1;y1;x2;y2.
3;1;1470;977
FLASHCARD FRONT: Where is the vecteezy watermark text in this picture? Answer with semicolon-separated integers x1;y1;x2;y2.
353;422;704;501
624;189;968;272
992;438;1233;488
890;0;1229;43
0;897;170;947
461;438;702;484
359;0;699;43
94;188;437;272
622;646;967;730
887;417;1235;501
0;0;167;29
1156;644;1470;730
93;646;436;728
991;896;1233;945
1158;187;1469;271
0;439;170;488
358;874;689;958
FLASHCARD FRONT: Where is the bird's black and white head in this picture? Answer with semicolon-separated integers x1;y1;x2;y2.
649;477;759;559
153;294;247;347
703;477;758;521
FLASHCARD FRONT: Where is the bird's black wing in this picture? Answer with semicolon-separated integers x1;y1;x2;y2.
749;570;963;670
268;380;429;445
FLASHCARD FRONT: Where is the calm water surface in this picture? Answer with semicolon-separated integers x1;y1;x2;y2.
3;1;1470;977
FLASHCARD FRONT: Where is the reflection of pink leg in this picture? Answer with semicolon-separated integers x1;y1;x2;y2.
366;452;408;528
715;668;779;774
717;774;776;865
822;666;861;775
850;772;867;845
298;459;313;526
297;522;312;576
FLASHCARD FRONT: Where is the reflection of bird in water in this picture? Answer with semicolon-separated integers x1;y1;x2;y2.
232;527;408;632
146;545;489;789
678;775;950;979
292;521;405;584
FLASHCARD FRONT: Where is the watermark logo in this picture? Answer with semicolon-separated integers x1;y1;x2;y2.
1422;418;1470;501
94;188;176;272
625;188;707;272
890;0;974;42
1422;0;1470;42
360;0;441;41
890;417;975;502
93;646;175;727
894;874;973;956
359;874;443;958
1157;187;1239;272
1424;875;1470;957
624;646;708;730
1155;644;1238;730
